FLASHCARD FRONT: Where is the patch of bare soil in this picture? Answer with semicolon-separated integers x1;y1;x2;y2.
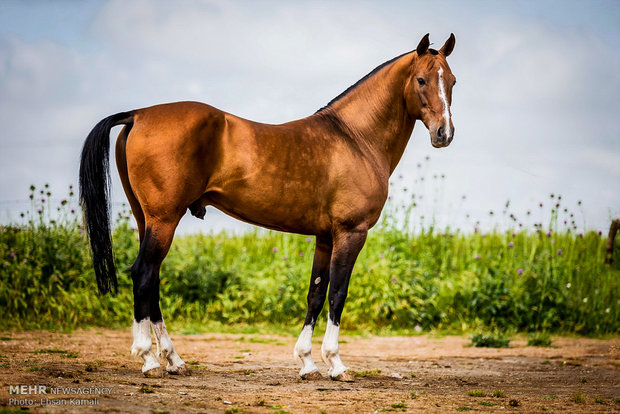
0;330;618;413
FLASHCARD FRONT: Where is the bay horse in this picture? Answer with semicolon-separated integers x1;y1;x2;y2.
79;33;456;381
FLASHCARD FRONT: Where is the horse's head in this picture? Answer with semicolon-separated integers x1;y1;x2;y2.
405;33;456;148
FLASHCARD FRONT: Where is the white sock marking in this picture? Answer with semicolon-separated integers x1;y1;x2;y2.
151;320;186;372
294;324;318;376
321;317;347;377
438;67;451;138
131;318;160;373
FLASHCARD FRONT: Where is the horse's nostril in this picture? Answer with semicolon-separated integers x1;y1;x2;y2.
437;126;444;138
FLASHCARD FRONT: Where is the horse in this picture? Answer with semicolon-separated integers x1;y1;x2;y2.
79;33;456;381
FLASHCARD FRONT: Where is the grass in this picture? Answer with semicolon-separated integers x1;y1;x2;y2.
573;391;586;404
467;390;486;397
354;368;382;377
491;390;505;398
527;332;553;347
0;183;618;336
470;333;510;348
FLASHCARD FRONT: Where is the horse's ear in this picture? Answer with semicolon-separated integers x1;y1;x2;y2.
440;33;455;57
416;33;430;56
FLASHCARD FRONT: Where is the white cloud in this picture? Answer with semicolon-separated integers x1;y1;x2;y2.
0;0;618;233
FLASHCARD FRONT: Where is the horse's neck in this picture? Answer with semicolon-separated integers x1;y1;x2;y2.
318;54;416;174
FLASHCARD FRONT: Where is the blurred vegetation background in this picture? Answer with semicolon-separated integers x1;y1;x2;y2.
0;181;618;337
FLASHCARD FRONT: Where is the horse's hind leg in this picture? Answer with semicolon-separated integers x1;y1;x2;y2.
130;218;186;376
294;235;332;380
321;228;367;382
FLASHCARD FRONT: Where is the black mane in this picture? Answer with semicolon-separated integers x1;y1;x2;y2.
316;50;413;113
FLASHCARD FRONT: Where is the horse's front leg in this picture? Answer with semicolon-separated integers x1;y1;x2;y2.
130;222;187;377
321;228;367;382
294;236;332;379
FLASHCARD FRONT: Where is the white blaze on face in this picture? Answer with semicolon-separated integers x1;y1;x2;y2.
437;67;451;138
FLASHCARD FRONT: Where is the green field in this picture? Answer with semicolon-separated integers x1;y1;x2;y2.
0;184;618;336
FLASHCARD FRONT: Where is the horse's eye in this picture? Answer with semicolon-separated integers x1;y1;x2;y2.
417;78;425;86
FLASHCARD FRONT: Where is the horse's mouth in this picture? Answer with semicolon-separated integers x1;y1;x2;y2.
431;138;452;148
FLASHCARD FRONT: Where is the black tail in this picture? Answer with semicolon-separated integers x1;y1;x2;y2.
79;111;134;295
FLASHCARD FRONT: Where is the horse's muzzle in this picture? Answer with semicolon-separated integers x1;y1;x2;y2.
431;126;454;148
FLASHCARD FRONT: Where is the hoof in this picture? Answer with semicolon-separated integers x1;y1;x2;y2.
143;366;165;378
331;370;355;382
167;364;191;376
300;370;322;380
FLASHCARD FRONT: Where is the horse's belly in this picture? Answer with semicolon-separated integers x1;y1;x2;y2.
206;186;329;235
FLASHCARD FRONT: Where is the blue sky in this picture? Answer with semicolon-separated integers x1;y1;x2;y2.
1;0;619;234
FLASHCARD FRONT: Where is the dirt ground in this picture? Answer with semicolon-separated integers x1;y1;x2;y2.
0;330;618;413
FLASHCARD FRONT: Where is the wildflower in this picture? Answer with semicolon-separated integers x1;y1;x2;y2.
9;253;15;259
299;252;304;257
582;297;588;304
30;184;35;191
605;308;610;314
37;209;42;214
597;230;602;235
29;194;34;199
282;256;287;260
272;247;278;253
566;283;571;289
517;268;523;275
71;209;75;214
474;227;478;233
579;232;583;237
41;198;46;203
414;325;422;333
557;249;562;255
474;254;481;259
387;195;392;200
78;228;84;234
61;199;67;205
389;246;395;252
539;202;543;208
391;278;397;284
379;253;384;259
508;241;514;247
546;231;552;237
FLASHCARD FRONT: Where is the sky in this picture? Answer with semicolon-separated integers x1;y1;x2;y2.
0;0;619;235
